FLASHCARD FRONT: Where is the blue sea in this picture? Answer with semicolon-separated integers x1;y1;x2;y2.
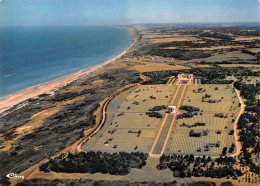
0;26;132;100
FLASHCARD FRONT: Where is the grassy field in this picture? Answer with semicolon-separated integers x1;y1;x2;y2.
82;85;178;153
202;51;256;63
82;83;240;157
166;84;240;156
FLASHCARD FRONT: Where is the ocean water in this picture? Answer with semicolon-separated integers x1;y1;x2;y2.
0;26;132;100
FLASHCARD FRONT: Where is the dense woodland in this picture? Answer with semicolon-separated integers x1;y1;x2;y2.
39;151;148;175
143;67;256;85
234;82;260;174
157;154;242;179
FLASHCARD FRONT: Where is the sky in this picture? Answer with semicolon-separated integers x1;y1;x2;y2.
0;0;259;27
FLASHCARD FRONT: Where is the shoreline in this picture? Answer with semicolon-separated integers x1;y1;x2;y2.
0;34;135;114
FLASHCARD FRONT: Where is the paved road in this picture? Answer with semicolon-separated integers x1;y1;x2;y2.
152;115;174;155
150;84;187;157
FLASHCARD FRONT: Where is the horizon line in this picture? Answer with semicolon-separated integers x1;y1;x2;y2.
1;21;260;28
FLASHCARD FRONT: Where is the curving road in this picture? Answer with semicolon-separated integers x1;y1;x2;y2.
230;86;244;157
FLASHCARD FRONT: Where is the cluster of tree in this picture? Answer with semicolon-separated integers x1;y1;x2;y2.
203;98;222;103
214;113;228;118
128;130;142;137
180;122;206;128
228;130;234;135
39;151;148;175
145;111;163;118
202;94;211;99
157;154;242;179
189;129;209;137
118;112;125;116
142;71;171;85
149;95;156;99
177;112;198;119
132;101;140;105
180;105;200;112
193;88;206;93
148;105;167;111
228;143;235;153
221;147;228;156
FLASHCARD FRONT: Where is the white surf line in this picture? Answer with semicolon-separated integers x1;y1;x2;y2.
4;73;15;78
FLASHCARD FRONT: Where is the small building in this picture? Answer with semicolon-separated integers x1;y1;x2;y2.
168;106;176;113
177;74;194;84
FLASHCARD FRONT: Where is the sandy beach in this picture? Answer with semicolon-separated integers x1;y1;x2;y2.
0;41;134;114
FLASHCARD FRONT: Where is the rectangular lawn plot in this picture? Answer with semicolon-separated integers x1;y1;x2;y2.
118;99;170;113
106;88;134;112
175;113;237;130
133;85;178;91
181;99;240;113
110;113;164;129
82;84;174;154
86;128;157;153
191;84;234;91
164;84;240;156
185;89;237;100
126;89;175;100
166;129;235;156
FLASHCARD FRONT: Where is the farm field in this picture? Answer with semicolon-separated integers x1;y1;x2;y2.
202;51;256;63
165;84;241;156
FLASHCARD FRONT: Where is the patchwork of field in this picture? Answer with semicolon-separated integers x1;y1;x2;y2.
82;85;178;153
165;84;240;156
147;34;198;44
